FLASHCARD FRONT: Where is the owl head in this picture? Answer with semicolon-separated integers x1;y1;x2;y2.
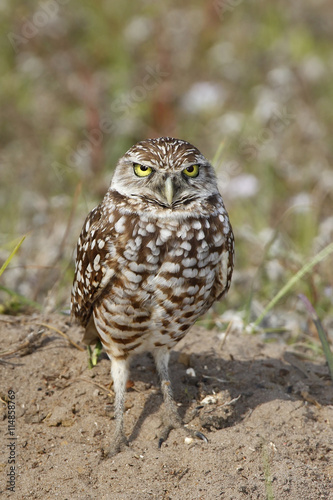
110;137;220;209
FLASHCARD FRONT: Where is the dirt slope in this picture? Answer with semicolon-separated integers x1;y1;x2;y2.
0;314;332;499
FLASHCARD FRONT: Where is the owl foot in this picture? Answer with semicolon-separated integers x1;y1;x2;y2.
107;433;129;457
158;421;208;449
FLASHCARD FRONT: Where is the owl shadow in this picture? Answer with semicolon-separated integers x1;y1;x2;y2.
126;348;332;444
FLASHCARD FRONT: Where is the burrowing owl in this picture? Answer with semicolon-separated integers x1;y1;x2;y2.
71;137;234;455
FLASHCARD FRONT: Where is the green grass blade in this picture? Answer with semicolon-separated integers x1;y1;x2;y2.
262;444;275;500
87;339;103;369
299;294;333;382
0;236;26;278
211;139;225;167
251;241;333;330
0;285;42;310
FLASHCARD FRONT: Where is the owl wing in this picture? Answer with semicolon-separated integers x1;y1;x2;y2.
214;242;234;301
71;203;119;332
209;213;234;305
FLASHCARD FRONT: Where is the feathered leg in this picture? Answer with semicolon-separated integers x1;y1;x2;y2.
107;356;129;456
153;347;207;447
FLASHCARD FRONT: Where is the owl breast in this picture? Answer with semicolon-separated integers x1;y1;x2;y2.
90;196;233;359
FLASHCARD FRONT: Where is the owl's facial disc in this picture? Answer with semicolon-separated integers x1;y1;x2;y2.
111;137;220;210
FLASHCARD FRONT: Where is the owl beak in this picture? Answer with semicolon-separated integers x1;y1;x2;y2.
164;176;174;205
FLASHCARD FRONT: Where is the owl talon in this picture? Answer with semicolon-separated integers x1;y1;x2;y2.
193;430;208;443
158;423;174;448
158;426;208;449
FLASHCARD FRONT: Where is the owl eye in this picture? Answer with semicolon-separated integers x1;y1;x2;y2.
182;164;199;178
133;163;153;177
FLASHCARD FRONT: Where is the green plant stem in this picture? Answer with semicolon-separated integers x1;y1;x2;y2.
251;241;333;330
211;139;225;167
0;235;26;277
0;285;41;310
262;444;275;500
298;294;333;382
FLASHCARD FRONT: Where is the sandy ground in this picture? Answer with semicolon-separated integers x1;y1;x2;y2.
0;314;332;499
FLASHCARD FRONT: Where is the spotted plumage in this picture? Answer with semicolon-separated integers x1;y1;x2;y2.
71;137;234;455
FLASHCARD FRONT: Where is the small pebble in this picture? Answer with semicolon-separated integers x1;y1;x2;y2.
186;368;196;377
200;395;217;405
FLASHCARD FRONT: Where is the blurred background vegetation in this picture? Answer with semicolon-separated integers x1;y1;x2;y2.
1;1;333;345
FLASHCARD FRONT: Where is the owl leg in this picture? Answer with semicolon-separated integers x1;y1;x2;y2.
154;347;208;448
107;356;129;456
154;347;182;440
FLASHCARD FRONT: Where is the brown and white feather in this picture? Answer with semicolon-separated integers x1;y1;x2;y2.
71;137;234;360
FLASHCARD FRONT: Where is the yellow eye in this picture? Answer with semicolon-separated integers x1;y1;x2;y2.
182;164;199;178
133;163;153;177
